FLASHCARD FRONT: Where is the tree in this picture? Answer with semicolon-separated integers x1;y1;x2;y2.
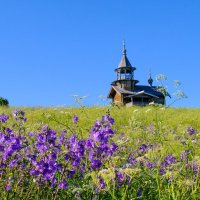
0;97;9;106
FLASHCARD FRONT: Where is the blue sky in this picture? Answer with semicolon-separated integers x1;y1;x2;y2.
0;0;200;107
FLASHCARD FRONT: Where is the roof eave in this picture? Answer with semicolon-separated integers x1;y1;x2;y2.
126;91;160;99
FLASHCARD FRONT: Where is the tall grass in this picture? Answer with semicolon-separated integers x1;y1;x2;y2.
0;105;199;199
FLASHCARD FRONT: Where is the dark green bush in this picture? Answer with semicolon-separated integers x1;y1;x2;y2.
0;97;9;106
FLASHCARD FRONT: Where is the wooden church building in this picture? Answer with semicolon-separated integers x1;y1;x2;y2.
108;42;165;106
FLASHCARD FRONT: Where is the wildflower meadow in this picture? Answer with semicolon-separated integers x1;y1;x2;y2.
0;106;199;200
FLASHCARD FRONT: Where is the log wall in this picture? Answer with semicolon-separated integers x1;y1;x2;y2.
114;93;122;104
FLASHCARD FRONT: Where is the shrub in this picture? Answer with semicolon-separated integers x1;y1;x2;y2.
0;97;9;106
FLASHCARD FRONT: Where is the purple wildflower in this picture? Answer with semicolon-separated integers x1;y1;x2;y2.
184;150;190;154
64;133;85;169
187;126;196;136
58;180;68;189
50;177;57;188
0;145;4;152
6;182;11;191
0;133;23;161
165;154;176;166
68;169;75;178
159;162;165;175
85;139;94;149
72;157;81;167
0;113;9;123
99;176;106;189
192;161;199;172
116;171;125;187
13;110;24;117
36;125;57;154
128;152;137;166
137;188;143;200
28;132;34;137
91;159;102;170
167;175;174;183
85;115;117;170
139;144;148;153
36;142;49;154
102;115;114;125
59;130;67;144
12;109;27;122
9;159;18;168
110;143;118;152
30;156;61;183
146;161;153;169
180;150;190;163
72;115;79;124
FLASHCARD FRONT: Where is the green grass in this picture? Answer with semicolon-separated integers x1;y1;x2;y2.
1;105;200;133
0;105;199;199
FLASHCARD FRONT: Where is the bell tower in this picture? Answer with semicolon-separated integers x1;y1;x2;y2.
112;41;138;90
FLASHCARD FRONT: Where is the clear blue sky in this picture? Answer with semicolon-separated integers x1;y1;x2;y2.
0;0;199;107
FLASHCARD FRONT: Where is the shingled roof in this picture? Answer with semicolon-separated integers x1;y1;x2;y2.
133;85;164;97
108;85;166;99
115;41;136;71
112;86;134;95
118;51;132;68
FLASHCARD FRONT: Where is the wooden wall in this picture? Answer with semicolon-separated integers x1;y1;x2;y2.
114;93;122;104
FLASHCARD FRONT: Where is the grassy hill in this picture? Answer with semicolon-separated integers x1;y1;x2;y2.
0;105;199;199
1;105;200;133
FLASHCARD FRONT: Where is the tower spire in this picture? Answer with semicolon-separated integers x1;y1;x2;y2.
122;39;126;55
117;40;132;68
